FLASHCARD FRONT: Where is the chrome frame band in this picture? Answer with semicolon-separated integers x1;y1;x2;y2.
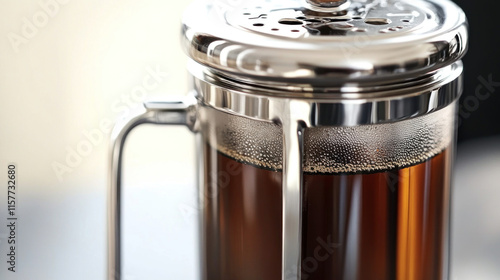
190;60;463;126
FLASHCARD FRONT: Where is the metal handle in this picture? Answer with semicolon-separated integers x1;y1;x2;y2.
107;95;198;280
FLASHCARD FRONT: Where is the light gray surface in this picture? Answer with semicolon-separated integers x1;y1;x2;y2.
451;136;500;280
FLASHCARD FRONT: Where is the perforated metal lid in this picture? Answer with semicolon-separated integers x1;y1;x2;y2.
182;0;468;83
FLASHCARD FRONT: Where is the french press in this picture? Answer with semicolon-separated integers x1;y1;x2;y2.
108;0;468;279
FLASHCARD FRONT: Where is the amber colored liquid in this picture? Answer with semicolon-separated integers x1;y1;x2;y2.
203;144;451;280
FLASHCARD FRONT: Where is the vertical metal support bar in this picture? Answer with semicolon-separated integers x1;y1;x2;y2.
195;133;206;280
281;100;310;280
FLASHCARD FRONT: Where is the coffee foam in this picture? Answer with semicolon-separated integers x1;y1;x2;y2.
204;104;454;173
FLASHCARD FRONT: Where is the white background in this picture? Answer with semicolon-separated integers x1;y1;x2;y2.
0;0;499;279
0;1;198;279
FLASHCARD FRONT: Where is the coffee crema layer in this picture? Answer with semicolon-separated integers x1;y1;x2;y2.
203;104;455;174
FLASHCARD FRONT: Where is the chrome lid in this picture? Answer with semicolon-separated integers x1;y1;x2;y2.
182;0;467;84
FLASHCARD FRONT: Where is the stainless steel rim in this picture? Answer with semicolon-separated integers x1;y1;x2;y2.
190;60;463;126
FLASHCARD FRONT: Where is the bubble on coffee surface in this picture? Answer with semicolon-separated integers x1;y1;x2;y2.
205;105;454;173
303;107;453;173
207;110;283;170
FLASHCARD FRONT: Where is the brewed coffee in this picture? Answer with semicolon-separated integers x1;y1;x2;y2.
203;144;450;280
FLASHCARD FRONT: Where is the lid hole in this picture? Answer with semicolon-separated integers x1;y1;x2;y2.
365;18;391;25
279;18;304;25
